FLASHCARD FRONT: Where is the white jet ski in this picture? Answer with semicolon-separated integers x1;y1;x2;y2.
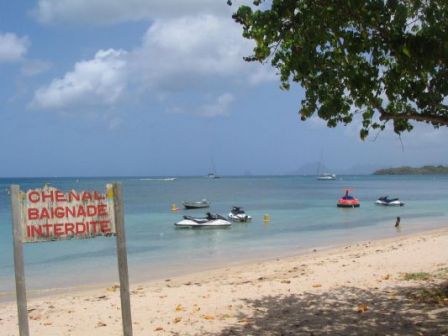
175;212;231;228
228;206;252;222
375;196;404;206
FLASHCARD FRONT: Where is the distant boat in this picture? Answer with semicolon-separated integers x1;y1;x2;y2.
317;173;336;180
140;177;176;181
182;199;210;209
208;157;220;178
316;152;335;180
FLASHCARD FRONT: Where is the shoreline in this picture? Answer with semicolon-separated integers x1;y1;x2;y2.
1;226;447;335
1;225;446;303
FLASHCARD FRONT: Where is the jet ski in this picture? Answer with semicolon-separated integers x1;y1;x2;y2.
375;196;404;206
337;189;360;208
174;212;231;228
228;206;252;222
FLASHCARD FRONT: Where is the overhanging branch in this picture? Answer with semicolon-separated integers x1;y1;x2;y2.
379;111;448;126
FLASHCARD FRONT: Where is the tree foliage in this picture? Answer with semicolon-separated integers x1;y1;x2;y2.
230;0;448;138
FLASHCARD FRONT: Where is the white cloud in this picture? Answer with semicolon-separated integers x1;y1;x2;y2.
32;49;127;109
33;0;230;25
132;14;277;94
198;93;235;117
0;32;29;63
131;15;259;90
31;14;274;114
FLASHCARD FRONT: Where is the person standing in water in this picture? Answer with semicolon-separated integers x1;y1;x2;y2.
395;216;401;228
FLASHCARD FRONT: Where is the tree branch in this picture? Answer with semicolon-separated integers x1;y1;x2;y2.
379;111;448;125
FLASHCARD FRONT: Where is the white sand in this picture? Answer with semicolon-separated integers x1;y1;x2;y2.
1;228;447;335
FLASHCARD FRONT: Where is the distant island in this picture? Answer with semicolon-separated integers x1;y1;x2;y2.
374;165;448;175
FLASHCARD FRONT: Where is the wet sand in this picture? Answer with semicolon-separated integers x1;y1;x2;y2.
1;227;447;335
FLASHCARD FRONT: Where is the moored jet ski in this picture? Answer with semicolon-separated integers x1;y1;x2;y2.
175;212;231;228
375;196;404;206
228;206;252;222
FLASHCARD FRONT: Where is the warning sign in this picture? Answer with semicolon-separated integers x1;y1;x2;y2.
19;184;116;243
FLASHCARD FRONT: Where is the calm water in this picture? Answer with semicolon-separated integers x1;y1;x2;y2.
0;175;447;294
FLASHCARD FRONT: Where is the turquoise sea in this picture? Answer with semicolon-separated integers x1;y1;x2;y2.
0;175;447;295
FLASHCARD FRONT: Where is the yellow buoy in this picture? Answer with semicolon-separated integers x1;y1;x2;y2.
263;214;271;223
171;204;178;212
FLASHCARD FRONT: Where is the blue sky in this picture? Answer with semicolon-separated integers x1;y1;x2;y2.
1;1;447;177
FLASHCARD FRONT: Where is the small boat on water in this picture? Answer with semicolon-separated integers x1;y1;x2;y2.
140;177;176;181
337;189;360;208
375;196;404;206
228;206;252;222
183;199;210;209
208;157;220;178
317;173;336;180
174;213;231;228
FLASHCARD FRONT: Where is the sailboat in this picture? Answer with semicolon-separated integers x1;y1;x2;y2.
316;153;336;180
317;173;336;180
207;157;220;179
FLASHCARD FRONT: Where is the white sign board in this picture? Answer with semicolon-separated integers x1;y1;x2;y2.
18;184;116;243
10;183;132;336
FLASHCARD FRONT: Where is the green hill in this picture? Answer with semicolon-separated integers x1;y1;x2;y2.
374;165;448;175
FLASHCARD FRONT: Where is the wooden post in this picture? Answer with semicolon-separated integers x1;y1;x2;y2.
10;185;30;336
112;183;133;336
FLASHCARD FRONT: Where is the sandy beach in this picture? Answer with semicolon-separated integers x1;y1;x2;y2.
1;228;447;335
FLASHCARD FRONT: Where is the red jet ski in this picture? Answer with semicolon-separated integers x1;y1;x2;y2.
337;189;360;208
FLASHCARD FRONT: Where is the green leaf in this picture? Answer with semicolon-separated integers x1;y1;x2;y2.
232;0;448;138
402;46;411;57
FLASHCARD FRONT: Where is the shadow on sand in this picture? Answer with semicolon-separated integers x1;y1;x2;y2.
209;282;448;336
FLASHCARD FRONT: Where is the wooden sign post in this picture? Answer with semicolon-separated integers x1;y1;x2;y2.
112;183;133;336
10;185;29;336
10;183;132;336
